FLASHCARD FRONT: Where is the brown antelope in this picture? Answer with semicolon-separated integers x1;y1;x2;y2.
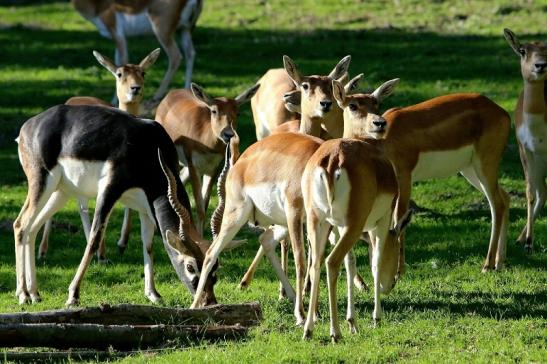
251;68;300;140
38;49;161;263
376;93;510;276
301;79;410;341
13;104;226;307
503;29;547;252
71;0;202;106
155;82;260;234
191;56;401;326
238;73;367;295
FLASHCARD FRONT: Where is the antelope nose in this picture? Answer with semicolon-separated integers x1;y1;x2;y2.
535;62;547;72
130;86;141;94
320;100;332;110
221;128;235;143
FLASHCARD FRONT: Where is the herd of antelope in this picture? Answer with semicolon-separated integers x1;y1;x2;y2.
11;5;546;343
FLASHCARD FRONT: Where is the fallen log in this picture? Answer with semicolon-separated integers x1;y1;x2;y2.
0;323;248;350
0;302;262;327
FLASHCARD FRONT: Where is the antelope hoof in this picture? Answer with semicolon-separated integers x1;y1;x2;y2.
17;292;30;305
146;292;164;305
481;264;494;273
30;292;42;303
238;280;249;290
347;318;358;334
373;318;381;328
278;287;288;301
303;329;313;340
38;252;47;260
118;244;127;255
65;296;80;308
524;241;533;254
331;333;341;344
97;256;111;265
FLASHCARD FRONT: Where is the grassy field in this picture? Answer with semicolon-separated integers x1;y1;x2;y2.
0;0;546;362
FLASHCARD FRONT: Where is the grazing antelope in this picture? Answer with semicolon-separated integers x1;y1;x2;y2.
155;82;260;234
301;79;409;341
191;56;400;326
238;73;366;294
13;104;220;307
251;68;300;140
377;93;510;275
71;0;202;105
38;49;161;263
503;29;547;252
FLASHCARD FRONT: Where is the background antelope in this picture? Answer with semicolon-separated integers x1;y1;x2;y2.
155;82;260;234
38;49;161;263
14;104;217;307
376;93;511;275
71;0;202;107
503;29;547;253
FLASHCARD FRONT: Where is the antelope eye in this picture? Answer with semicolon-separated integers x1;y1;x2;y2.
211;109;217;114
302;83;309;91
518;48;526;56
348;103;358;111
116;72;122;78
186;264;195;273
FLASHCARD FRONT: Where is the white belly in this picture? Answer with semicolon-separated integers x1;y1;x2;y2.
518;113;547;156
412;145;474;181
57;158;112;199
244;182;288;226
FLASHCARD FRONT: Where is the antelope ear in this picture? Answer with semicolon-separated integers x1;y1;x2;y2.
139;48;161;70
328;55;351;79
93;50;117;76
165;230;186;255
283;55;303;86
332;79;346;108
371;78;400;103
503;28;523;56
235;83;260;105
283;90;301;113
191;83;214;107
344;73;364;93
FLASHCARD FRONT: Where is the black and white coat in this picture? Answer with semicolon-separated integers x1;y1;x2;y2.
13;104;216;307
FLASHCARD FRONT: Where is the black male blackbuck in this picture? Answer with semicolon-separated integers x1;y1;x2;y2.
38;49;161;263
13;105;219;307
504;28;546;253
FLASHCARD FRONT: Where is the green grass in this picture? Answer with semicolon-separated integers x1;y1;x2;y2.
0;0;546;362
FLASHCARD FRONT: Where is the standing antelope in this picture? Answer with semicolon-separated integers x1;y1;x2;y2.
38;49;161;263
155;82;260;234
71;0;202;105
13;104;220;307
376;93;511;275
503;29;547;252
301;79;409;341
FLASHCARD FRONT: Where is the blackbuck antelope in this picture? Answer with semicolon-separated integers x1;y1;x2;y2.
251;68;300;139
38;49;160;263
13;105;220;307
155;82;260;234
378;94;511;275
301;79;409;341
238;72;365;295
71;0;202;105
191;56;400;326
504;29;547;252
